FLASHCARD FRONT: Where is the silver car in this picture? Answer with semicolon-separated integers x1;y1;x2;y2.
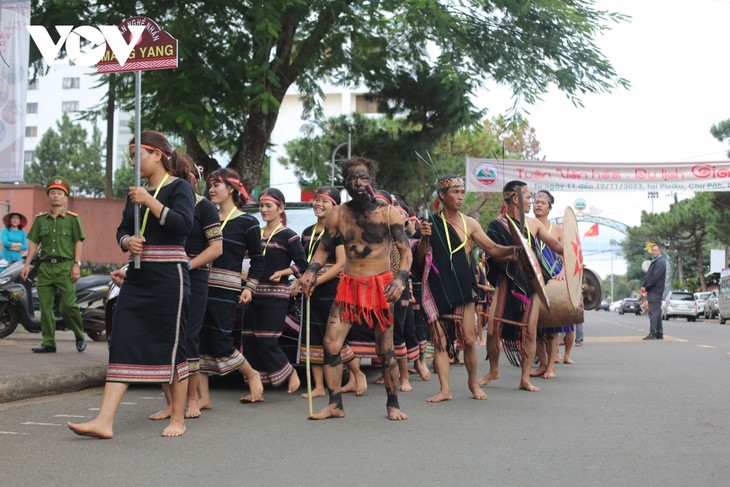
694;291;712;318
661;291;697;322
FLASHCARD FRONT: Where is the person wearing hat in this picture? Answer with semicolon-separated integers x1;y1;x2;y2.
20;176;87;353
1;211;29;263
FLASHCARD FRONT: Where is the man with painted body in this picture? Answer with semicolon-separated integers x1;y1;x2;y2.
301;156;412;420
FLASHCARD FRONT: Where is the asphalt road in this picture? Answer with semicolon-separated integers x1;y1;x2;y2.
1;311;729;487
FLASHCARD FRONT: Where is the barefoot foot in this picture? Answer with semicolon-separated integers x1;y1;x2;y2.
387;406;409;420
426;391;453;403
562;357;575;365
308;403;346;420
414;360;432;381
148;406;172;421
185;399;202;419
67;420;113;439
478;371;500;387
469;382;488;400
542;370;556;380
288;372;301;394
530;367;547;378
245;370;264;401
399;381;413;392
161;419;186;437
519;380;540;392
301;388;326;399
374;375;384;385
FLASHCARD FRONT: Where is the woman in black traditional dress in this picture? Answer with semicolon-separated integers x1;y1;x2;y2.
148;156;223;421
242;188;307;395
198;168;265;407
68;130;195;439
294;187;367;398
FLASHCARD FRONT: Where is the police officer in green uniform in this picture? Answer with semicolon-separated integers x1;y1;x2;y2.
21;176;87;353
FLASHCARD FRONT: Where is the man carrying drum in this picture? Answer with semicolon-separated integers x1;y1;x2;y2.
478;180;563;392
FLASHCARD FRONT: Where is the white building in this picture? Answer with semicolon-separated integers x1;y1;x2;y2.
24;63;131;178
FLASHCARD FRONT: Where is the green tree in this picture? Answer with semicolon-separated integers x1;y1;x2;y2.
112;162;135;198
280;113;541;215
25;113;105;196
31;1;627;193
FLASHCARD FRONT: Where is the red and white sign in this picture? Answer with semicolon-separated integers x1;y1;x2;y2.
466;158;730;193
97;16;177;74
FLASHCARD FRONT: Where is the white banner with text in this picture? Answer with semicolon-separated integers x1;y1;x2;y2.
466;158;730;193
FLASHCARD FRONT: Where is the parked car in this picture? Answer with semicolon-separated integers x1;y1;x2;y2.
661;291;697;321
595;298;611;311
694;291;712;318
609;300;622;313
703;291;718;319
619;298;642;315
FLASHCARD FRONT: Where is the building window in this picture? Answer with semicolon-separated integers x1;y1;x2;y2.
26;102;38;114
62;77;80;89
25;126;38;137
24;150;34;163
28;79;39;90
61;100;79;113
355;94;382;114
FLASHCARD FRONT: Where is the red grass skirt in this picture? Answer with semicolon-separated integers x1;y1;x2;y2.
335;271;393;333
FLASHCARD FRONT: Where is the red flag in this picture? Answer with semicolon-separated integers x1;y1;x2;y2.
583;223;599;238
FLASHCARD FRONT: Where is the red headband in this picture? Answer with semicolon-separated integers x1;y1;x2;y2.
314;192;338;206
208;175;250;202
375;194;391;205
259;195;282;206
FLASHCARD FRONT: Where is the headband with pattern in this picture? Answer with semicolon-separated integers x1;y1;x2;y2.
438;177;464;190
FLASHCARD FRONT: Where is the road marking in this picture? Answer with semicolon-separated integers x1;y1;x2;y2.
585;336;686;343
20;422;61;426
121;402;137;405
697;345;715;349
0;431;29;435
140;397;163;400
54;414;86;418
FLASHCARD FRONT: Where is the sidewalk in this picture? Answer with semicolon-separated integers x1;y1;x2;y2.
0;328;108;403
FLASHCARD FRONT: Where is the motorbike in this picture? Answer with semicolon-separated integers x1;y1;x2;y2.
0;258;111;341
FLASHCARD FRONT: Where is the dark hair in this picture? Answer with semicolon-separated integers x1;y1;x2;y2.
173;153;196;183
207;167;248;208
315;186;341;205
340;156;379;183
128;130;188;178
260;187;287;226
503;180;527;202
395;196;415;217
535;189;554;208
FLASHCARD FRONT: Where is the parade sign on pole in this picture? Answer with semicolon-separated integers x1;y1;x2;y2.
466;158;730;193
97;16;178;268
97;17;178;74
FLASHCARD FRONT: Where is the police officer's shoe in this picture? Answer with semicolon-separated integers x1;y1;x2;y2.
76;338;87;353
32;345;57;353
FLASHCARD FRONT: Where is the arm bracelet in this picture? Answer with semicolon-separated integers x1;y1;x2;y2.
307;262;323;274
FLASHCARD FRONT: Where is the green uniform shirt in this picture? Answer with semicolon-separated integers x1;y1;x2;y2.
26;210;85;261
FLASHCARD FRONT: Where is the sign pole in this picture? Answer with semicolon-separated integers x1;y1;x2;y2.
133;70;142;268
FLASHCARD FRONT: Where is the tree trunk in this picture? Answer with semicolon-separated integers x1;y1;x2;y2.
231;109;278;192
104;76;115;198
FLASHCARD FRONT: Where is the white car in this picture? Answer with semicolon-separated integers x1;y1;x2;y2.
694;291;712;318
609;300;622;312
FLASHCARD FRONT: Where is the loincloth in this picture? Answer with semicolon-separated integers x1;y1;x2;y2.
335;271;394;333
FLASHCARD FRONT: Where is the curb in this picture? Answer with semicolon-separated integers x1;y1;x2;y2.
0;364;107;404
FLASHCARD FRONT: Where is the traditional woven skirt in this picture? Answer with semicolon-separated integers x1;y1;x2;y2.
298;279;355;364
243;288;294;387
186;267;209;375
107;261;190;383
199;286;247;376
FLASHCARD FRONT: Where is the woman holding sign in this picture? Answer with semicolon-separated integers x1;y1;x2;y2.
68;130;195;439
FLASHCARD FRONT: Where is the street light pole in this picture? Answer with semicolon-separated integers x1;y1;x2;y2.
330;142;348;186
609;239;619;300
